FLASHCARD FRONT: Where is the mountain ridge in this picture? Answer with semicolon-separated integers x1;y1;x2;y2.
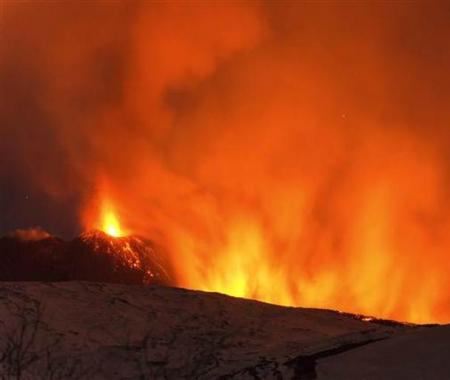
0;281;447;379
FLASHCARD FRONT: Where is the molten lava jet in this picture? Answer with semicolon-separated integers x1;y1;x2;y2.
100;201;125;238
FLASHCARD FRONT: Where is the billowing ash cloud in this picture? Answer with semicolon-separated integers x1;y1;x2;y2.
1;2;450;322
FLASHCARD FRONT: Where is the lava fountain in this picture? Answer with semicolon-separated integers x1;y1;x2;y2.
100;201;125;238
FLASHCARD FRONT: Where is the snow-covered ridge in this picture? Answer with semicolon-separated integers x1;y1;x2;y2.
0;281;446;379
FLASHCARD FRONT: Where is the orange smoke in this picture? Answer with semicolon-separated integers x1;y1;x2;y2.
2;2;450;323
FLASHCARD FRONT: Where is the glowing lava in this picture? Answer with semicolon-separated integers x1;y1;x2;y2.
102;209;123;237
81;180;130;238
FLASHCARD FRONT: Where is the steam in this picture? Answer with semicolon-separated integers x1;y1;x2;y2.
1;2;450;322
7;228;51;242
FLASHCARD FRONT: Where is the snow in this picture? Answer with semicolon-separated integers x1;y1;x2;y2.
317;324;450;380
0;281;446;379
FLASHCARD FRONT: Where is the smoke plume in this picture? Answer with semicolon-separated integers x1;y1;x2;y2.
1;1;450;322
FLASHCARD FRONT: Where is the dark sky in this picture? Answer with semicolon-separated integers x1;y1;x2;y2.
0;1;130;237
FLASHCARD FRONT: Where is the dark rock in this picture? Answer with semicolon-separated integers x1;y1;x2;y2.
0;230;173;285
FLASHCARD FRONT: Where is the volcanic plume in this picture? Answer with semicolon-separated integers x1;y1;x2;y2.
1;2;450;323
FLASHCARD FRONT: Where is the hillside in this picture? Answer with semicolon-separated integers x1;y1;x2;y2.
0;281;447;379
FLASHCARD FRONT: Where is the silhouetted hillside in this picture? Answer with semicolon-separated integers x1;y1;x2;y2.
0;231;173;285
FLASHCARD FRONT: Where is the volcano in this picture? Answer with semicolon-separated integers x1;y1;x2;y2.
0;230;173;285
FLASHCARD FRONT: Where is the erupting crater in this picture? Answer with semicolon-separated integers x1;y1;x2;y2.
0;227;174;286
78;229;172;284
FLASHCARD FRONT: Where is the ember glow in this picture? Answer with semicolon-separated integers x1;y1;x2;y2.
1;2;450;323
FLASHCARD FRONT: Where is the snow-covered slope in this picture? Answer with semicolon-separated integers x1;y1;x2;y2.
317;324;450;380
0;281;446;379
